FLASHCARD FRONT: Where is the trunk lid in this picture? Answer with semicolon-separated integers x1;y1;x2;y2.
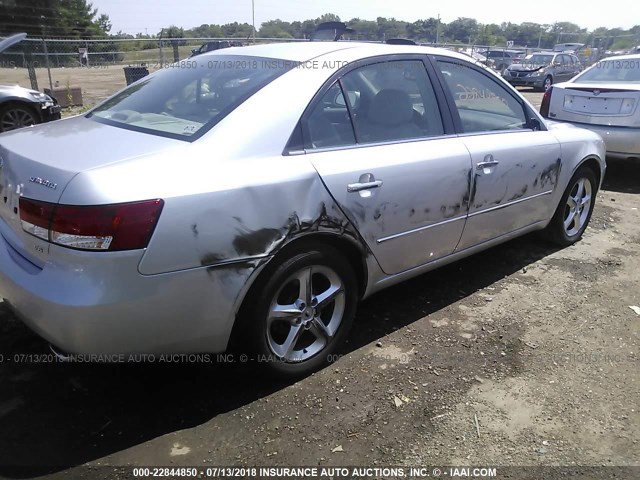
0;115;180;263
548;83;640;127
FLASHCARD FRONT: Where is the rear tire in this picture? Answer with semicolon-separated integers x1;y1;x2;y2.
241;244;358;379
543;166;597;246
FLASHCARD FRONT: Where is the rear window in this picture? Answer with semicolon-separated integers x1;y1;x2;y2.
575;58;640;83
88;56;291;140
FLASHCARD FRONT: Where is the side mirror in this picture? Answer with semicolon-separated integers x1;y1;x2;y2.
530;118;542;131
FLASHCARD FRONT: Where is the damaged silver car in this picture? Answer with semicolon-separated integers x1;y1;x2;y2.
0;42;605;378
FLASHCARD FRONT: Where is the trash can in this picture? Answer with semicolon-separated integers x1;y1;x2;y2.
123;65;149;85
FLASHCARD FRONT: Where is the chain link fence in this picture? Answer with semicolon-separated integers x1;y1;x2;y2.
0;36;625;108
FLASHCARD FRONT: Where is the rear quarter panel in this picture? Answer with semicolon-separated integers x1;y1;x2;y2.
58;49;373;277
545;121;606;205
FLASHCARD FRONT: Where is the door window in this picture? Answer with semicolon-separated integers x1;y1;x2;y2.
342;60;444;143
304;59;444;149
303;82;356;149
436;60;528;133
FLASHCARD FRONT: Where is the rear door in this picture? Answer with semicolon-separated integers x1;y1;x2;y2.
433;57;562;250
299;57;472;275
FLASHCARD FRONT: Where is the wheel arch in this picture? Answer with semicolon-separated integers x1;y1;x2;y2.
229;232;369;348
573;155;605;190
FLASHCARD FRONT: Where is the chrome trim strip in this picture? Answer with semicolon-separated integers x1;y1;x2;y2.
303;133;459;155
377;215;467;244
468;190;553;218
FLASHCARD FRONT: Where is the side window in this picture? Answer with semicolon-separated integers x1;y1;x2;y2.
340;60;444;143
304;82;356;149
436;60;528;133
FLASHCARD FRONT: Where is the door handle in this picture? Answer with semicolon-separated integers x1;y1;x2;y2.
477;161;499;169
347;180;383;193
477;154;499;170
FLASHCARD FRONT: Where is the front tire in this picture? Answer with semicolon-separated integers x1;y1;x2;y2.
242;245;358;379
0;103;38;132
544;166;597;246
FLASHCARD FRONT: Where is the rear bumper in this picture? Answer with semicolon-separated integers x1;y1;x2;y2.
549;120;640;159
0;221;259;355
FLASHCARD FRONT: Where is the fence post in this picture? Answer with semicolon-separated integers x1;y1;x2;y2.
41;38;53;92
159;29;165;68
25;51;39;91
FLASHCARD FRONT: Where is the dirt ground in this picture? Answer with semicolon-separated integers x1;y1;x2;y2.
0;88;638;480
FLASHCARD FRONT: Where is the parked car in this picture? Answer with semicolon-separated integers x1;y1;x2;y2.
461;50;496;69
0;85;61;132
478;49;525;71
540;53;640;160
190;40;243;57
311;21;354;41
0;42;605;378
503;52;582;91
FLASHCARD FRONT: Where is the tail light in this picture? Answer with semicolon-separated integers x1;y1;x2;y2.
540;86;553;118
19;198;164;251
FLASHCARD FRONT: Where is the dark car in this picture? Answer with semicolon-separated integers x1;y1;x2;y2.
311;22;354;41
190;40;243;57
0;85;61;133
502;52;582;92
478;49;525;70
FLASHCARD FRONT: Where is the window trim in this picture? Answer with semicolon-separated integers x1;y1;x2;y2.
283;54;456;155
429;55;548;135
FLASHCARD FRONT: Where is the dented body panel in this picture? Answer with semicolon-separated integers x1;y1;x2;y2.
456;130;562;250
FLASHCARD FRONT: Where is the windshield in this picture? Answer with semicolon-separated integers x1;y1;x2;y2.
88;56;291;140
523;54;554;66
575;58;640;83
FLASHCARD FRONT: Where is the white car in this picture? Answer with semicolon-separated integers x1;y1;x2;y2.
540;53;640;159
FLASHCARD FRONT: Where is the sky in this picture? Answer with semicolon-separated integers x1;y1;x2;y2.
91;0;638;35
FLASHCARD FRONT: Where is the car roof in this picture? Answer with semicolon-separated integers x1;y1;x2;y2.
599;53;640;62
209;41;465;62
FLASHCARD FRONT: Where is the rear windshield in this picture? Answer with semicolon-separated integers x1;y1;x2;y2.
575;58;640;83
88;56;291;140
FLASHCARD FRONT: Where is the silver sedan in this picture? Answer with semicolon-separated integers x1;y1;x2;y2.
0;42;605;378
540;53;640;160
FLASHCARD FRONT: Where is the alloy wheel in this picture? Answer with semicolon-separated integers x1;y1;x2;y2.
563;177;592;237
266;265;345;363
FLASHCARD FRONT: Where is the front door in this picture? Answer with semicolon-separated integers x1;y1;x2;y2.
434;58;562;250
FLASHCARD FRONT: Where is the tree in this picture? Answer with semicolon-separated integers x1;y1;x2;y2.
444;17;480;43
406;18;439;43
0;0;111;37
186;24;224;38
160;26;185;62
220;22;254;39
348;18;378;41
316;13;341;23
259;20;293;39
96;13;111;34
